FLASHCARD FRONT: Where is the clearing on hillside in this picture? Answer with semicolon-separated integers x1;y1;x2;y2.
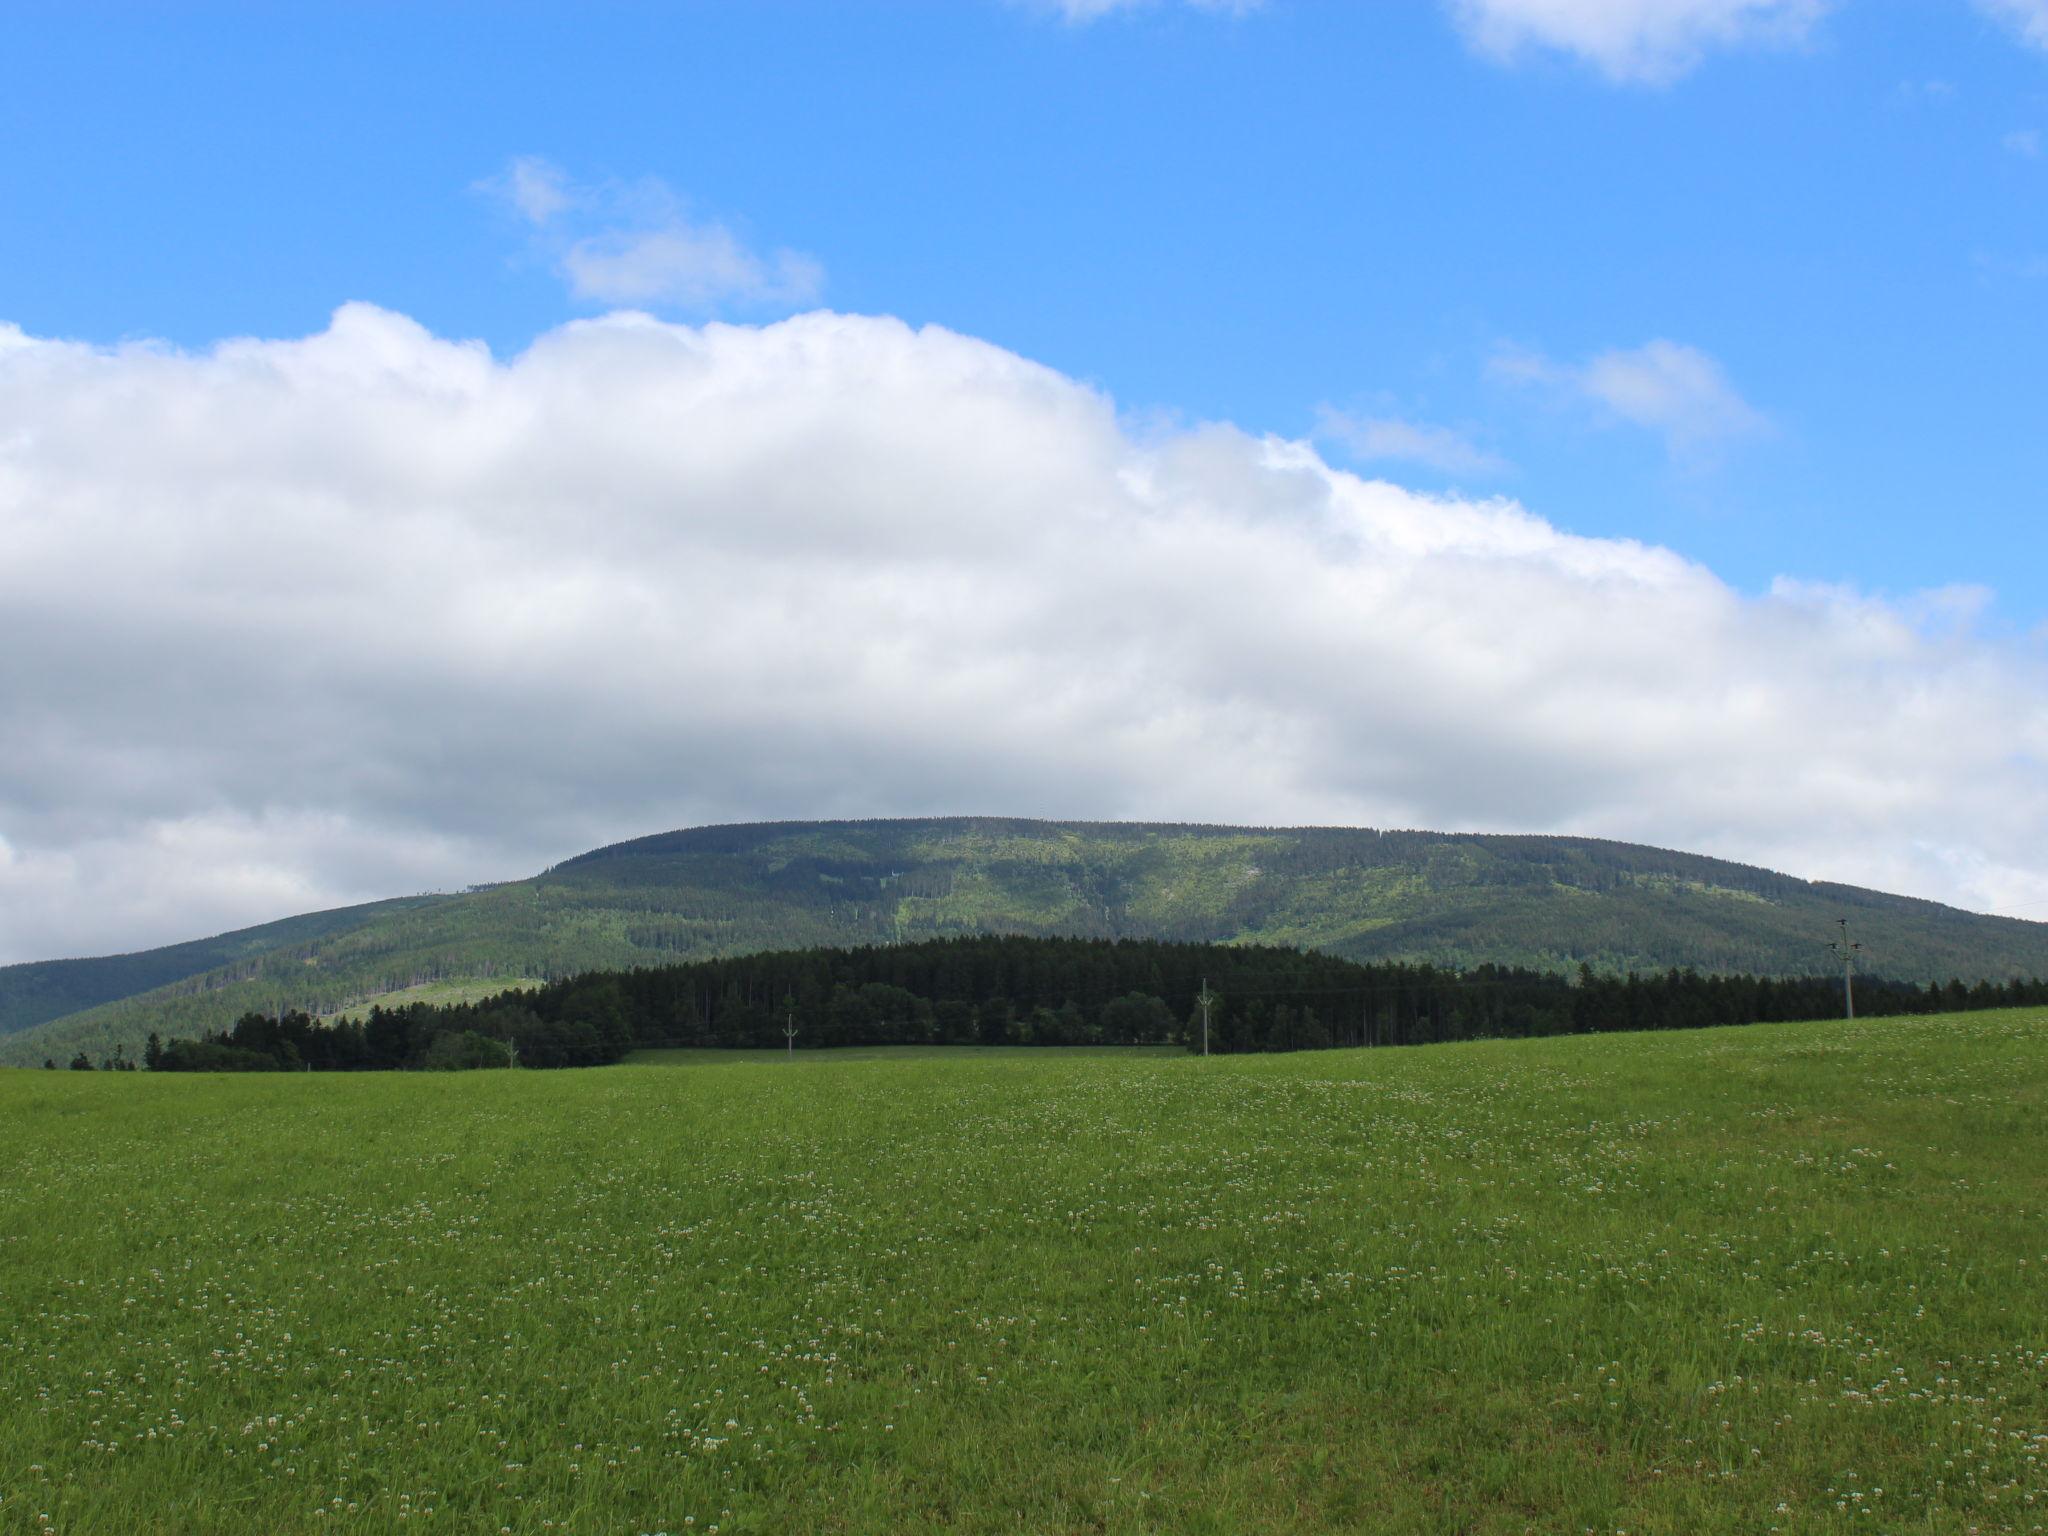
2;1013;2043;1533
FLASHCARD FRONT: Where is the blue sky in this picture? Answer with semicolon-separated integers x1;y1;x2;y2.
4;0;2048;958
6;0;2044;613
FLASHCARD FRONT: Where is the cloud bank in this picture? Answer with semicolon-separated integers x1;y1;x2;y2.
0;305;2044;962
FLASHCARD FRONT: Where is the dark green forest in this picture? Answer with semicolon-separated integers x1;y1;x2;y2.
127;933;2048;1072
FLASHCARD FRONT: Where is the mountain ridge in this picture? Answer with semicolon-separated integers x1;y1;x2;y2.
5;816;2044;1067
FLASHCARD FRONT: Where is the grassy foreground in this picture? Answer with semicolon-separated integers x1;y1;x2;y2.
2;1016;2043;1534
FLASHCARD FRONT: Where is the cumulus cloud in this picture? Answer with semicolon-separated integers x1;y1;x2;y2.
1313;407;1511;478
1979;0;2048;50
478;156;822;312
1447;0;1829;83
1494;338;1769;460
2006;128;2042;157
0;304;2044;961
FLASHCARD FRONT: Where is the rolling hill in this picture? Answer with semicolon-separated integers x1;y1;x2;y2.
5;817;2046;1068
0;894;453;1040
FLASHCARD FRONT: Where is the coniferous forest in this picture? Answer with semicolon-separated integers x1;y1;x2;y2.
123;933;2048;1071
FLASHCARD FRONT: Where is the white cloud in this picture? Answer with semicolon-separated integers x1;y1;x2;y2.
1029;0;1261;20
485;154;576;226
0;304;2044;962
1447;0;1829;83
2006;128;2043;157
1494;338;1769;459
479;157;822;313
1979;0;2048;50
1895;78;1957;103
1314;407;1511;478
562;228;823;310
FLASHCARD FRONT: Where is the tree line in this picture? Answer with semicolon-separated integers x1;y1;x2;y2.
72;934;2048;1072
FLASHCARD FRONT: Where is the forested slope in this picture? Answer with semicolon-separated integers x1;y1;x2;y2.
7;817;2046;1067
0;895;449;1039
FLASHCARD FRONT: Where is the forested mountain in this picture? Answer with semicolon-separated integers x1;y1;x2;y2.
6;817;2046;1068
0;895;450;1039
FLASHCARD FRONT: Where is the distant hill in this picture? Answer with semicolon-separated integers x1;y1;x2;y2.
0;895;451;1039
5;817;2046;1067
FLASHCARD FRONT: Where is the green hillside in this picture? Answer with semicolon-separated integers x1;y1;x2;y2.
7;817;2047;1068
0;894;450;1039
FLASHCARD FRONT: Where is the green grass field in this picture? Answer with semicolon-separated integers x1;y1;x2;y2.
324;979;548;1020
3;1013;2043;1534
624;1045;1186;1066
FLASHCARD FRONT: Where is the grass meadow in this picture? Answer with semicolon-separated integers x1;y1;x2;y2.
321;981;549;1021
2;1011;2043;1534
